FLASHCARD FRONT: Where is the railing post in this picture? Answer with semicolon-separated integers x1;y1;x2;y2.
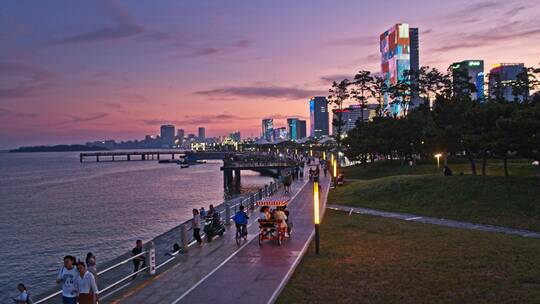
181;224;189;253
147;241;156;276
225;202;231;225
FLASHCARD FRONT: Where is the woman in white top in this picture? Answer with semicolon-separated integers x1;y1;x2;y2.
75;262;99;304
273;207;288;230
13;283;30;304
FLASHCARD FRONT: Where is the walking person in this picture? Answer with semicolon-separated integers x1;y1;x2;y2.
56;255;78;304
75;262;99;304
192;209;202;244
85;252;97;279
12;283;32;304
131;240;146;279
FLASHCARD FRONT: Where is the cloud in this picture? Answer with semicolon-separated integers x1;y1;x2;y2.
66;112;108;123
142;114;255;126
444;1;505;21
0;61;55;100
178;38;253;58
0;107;38;118
324;35;377;47
194;85;326;100
53;0;143;44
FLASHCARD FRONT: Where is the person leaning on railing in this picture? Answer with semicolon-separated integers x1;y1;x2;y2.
131;240;146;279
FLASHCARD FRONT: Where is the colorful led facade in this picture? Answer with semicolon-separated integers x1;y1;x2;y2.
261;118;273;141
380;23;419;116
309;97;329;138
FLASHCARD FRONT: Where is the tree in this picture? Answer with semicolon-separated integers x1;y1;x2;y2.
371;76;388;116
350;70;375;124
328;79;350;164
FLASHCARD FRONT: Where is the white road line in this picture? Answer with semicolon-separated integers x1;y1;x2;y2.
170;179;308;304
268;179;330;304
406;216;422;221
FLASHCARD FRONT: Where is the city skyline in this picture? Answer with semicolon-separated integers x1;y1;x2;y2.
1;0;540;149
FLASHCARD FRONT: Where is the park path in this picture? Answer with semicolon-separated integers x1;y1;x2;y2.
327;204;540;239
106;168;330;304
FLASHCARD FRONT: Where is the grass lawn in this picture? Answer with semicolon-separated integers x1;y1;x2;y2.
334;160;540;231
278;210;540;304
342;159;538;180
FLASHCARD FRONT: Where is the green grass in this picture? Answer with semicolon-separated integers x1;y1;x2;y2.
278;210;540;304
330;175;540;231
342;159;538;180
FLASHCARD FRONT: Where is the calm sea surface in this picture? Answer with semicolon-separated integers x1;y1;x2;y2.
0;151;272;299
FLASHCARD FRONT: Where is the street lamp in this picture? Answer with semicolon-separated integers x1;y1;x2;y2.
434;153;442;169
313;180;320;254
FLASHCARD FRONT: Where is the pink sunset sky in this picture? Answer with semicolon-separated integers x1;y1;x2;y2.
0;0;539;149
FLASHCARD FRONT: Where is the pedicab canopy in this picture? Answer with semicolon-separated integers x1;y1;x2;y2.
256;197;290;207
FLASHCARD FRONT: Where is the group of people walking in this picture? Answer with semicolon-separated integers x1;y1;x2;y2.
55;254;99;304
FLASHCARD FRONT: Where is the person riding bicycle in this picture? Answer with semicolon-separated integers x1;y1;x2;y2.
233;205;249;237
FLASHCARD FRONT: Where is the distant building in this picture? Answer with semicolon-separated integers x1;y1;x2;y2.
176;129;185;144
297;120;307;139
309;97;329;138
450;60;485;101
160;124;175;146
198;127;206;140
380;23;420;116
273;127;287;141
332;104;378;135
230;131;241;142
489;63;527;102
262;118;274;141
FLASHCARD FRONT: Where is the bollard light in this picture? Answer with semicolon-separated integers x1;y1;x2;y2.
313;180;320;254
323;151;326;160
434;153;442;169
310;149;313;157
333;159;337;178
331;153;334;165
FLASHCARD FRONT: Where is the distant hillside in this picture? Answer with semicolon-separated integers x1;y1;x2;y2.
9;145;109;153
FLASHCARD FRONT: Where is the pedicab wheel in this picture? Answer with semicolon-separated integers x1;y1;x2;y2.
219;231;224;237
258;233;263;246
277;234;283;246
206;234;212;242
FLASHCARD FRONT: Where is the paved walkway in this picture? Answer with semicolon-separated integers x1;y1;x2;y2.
327;204;540;239
106;171;330;304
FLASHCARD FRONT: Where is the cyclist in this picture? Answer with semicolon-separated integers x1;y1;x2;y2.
233;205;249;239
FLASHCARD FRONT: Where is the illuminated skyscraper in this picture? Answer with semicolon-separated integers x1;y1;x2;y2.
489;63;527;102
450;60;485;101
261;118;274;141
380;23;419;116
309;97;329;138
297;120;307;139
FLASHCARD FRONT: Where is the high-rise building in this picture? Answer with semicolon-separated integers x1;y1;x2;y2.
380;23;420;116
309;97;329;138
160;124;175;146
287;118;298;140
273;127;287;141
297;120;307;139
489;63;527;102
198;127;206;140
177;129;185;143
450;60;485;101
261;118;274;141
332;104;378;135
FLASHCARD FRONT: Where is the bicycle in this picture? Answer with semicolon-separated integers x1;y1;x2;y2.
235;223;248;245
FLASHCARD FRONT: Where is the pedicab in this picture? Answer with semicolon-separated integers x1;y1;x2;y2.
256;197;290;246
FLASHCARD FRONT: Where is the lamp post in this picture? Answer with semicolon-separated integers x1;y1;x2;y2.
434;153;442;169
313;180;320;254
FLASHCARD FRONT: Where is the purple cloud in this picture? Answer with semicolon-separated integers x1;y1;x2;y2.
194;85;326;100
0;107;38;118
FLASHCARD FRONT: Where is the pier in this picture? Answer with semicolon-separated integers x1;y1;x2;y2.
79;151;233;163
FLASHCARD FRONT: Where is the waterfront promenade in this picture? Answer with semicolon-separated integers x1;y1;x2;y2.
106;169;330;304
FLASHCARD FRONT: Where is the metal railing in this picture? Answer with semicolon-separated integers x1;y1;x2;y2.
33;180;281;303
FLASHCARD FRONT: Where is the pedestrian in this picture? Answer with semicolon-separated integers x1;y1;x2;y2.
75;261;99;304
207;204;216;219
56;255;78;304
323;164;328;177
13;283;32;304
192;209;202;244
131;240;146;279
85;252;97;278
199;207;207;219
